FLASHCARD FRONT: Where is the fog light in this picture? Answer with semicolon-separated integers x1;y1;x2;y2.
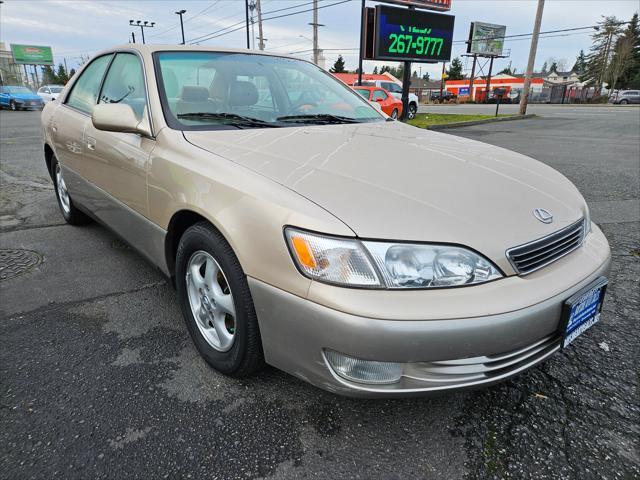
324;350;402;385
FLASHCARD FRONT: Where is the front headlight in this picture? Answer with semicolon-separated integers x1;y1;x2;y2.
285;228;502;289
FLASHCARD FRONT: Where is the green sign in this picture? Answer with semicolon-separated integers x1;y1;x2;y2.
10;44;54;65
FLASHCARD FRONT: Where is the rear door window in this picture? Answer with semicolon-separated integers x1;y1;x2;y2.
372;90;387;101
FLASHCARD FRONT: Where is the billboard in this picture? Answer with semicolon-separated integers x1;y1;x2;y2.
10;44;54;65
374;5;455;63
467;22;506;56
377;0;451;11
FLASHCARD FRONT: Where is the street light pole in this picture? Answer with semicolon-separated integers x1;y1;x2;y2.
519;0;545;115
245;0;250;49
175;10;186;45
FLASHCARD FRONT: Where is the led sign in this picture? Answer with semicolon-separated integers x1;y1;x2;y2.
374;5;454;62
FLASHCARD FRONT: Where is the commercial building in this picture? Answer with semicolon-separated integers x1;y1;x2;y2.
0;42;26;86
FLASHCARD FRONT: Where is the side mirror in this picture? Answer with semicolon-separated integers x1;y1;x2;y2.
92;103;151;137
375;97;384;103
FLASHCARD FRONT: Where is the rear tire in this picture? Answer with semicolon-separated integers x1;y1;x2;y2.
52;157;90;225
391;109;398;120
176;222;265;377
620;99;629;104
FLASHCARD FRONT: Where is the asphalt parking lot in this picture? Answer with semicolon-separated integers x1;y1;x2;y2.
1;106;639;479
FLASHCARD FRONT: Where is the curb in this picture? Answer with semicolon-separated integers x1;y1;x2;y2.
425;114;537;130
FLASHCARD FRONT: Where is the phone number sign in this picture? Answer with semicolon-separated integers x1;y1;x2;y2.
374;5;455;62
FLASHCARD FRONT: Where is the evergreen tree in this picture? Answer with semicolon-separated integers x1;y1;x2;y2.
422;72;430;81
582;16;623;88
69;68;76;79
55;63;69;84
541;61;548;74
446;57;464;80
412;70;418;78
498;66;515;75
549;61;558;73
616;13;640;88
372;66;379;74
572;50;587;74
329;55;346;73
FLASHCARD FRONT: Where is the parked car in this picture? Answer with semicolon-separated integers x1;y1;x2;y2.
42;45;611;397
37;84;65;103
608;90;640;104
360;80;419;119
0;85;44;110
353;86;403;119
430;92;457;103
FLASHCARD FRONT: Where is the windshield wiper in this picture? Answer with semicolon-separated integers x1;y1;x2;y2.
276;114;362;124
176;112;279;128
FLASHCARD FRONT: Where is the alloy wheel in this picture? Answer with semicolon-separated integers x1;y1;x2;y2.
186;251;236;352
55;163;71;215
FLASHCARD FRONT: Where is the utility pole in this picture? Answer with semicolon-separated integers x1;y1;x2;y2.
357;0;365;85
256;0;265;50
440;61;446;97
309;0;324;65
248;1;256;49
131;31;136;43
129;20;155;45
175;10;186;45
519;0;545;115
245;0;250;49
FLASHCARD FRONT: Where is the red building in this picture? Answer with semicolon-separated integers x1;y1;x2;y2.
445;74;546;102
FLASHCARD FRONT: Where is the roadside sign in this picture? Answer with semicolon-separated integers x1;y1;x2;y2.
373;5;454;63
10;44;54;65
467;22;507;56
458;87;469;96
376;0;451;11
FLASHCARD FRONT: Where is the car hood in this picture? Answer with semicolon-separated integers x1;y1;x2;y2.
184;122;586;273
10;93;41;101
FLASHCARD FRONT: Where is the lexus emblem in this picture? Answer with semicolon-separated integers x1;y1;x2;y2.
533;208;553;224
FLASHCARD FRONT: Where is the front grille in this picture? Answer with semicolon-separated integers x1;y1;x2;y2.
403;334;560;385
506;218;585;275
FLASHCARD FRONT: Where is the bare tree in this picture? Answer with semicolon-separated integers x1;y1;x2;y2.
556;58;568;71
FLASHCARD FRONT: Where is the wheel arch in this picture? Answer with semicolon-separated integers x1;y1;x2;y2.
164;209;235;282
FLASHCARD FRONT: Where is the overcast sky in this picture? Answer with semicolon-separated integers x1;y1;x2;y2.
1;0;638;79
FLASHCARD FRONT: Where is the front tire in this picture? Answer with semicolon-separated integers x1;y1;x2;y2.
407;103;417;119
176;222;264;377
9;100;16;111
52;157;90;225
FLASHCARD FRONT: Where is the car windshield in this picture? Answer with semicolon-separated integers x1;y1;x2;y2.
50;86;64;93
7;86;32;94
155;51;383;129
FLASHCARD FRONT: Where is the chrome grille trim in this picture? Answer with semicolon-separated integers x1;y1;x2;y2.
506;218;585;275
403;334;560;384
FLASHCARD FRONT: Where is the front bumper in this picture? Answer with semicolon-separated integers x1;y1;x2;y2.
250;225;611;397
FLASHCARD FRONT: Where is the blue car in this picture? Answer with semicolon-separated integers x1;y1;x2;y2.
0;85;44;111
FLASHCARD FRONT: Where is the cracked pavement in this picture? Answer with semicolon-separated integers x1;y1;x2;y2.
1;107;639;479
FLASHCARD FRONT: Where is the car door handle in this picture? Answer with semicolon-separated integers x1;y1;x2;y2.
87;137;96;151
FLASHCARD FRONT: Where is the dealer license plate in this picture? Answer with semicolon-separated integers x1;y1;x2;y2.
561;277;608;349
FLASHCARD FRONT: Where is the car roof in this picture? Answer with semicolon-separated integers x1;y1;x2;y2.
353;86;375;90
101;43;302;61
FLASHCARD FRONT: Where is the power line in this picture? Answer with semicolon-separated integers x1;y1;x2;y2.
188;0;353;44
148;1;222;39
